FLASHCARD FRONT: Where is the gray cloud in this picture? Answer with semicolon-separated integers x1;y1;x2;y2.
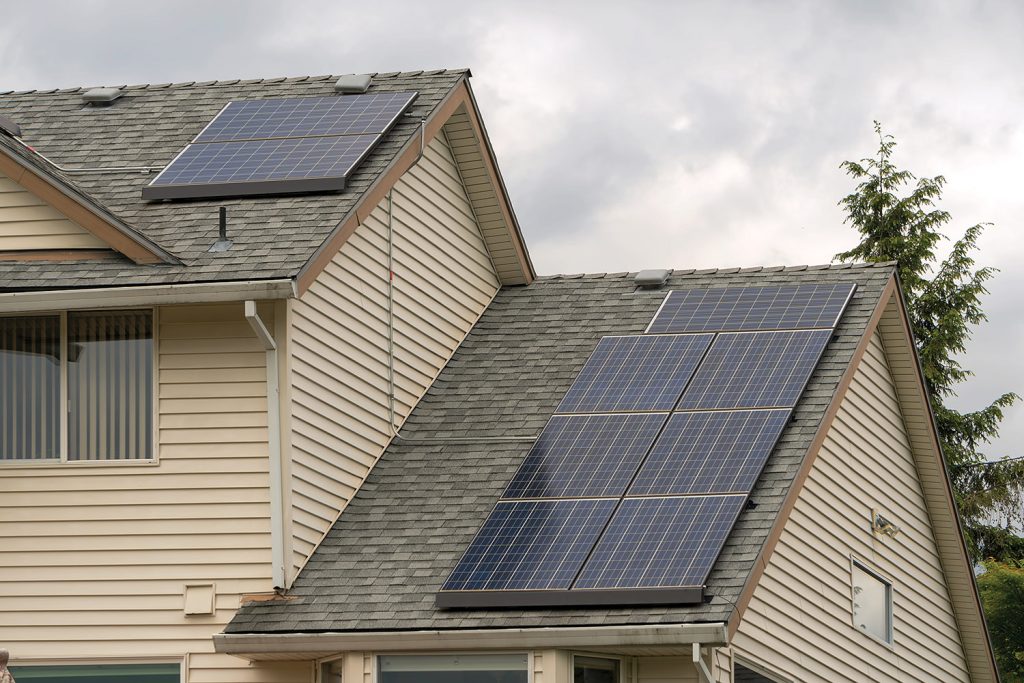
2;0;1021;457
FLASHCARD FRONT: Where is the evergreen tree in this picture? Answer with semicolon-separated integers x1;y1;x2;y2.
836;122;1024;560
978;560;1024;681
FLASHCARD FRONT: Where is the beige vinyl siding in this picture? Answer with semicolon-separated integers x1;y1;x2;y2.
0;302;305;683
288;133;501;573
732;331;971;682
0;170;107;250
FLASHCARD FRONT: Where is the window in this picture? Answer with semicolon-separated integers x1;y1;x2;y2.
573;656;619;683
378;654;528;683
852;559;893;643
9;662;179;682
0;310;154;462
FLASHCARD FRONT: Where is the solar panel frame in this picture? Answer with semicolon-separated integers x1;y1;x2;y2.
628;409;790;496
439;499;617;592
676;329;833;410
646;283;856;334
573;494;746;590
555;334;714;414
502;413;668;499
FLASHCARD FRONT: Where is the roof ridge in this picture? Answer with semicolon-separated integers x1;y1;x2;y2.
0;68;470;97
535;261;897;281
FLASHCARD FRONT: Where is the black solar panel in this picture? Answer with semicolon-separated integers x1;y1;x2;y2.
195;92;417;142
556;334;713;414
629;409;790;496
574;495;746;589
677;330;832;410
503;413;667;499
647;283;856;334
439;499;617;592
142;91;417;200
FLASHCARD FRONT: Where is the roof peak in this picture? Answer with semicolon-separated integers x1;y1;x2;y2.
0;68;470;97
535;261;897;281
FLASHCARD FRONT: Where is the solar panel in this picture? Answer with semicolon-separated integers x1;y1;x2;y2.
503;413;668;499
142;91;417;200
556;334;713;414
574;495;746;589
647;283;856;334
628;409;790;496
195;92;417;142
439;499;617;592
677;330;832;410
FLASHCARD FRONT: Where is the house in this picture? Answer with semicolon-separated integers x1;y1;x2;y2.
0;69;998;683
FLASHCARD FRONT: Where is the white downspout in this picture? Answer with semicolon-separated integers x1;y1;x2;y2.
693;643;715;683
245;300;286;589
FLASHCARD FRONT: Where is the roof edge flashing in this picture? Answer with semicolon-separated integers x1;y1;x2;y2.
635;269;671;288
82;87;123;104
334;74;372;94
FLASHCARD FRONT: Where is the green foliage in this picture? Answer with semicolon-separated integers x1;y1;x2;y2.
978;560;1024;681
836;122;1024;560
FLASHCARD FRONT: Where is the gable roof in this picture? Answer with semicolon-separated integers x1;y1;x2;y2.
0;69;532;290
222;262;893;636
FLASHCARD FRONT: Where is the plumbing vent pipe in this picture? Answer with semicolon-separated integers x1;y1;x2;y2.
334;74;372;94
209;207;233;252
634;269;671;288
82;87;123;104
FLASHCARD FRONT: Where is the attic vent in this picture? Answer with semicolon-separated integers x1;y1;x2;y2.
634;269;671;287
334;74;372;94
82;87;123;105
0;114;21;138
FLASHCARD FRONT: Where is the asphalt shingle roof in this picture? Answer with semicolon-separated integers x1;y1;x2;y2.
225;262;894;634
0;70;466;289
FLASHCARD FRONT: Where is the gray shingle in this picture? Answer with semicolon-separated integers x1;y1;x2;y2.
225;263;894;634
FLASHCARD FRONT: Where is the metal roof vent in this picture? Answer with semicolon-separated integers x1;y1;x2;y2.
334;74;372;94
0;114;21;138
634;269;671;288
82;87;123;105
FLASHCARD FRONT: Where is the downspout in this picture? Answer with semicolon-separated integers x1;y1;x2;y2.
245;300;286;589
693;643;715;683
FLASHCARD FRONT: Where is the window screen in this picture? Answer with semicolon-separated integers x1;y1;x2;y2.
852;560;892;642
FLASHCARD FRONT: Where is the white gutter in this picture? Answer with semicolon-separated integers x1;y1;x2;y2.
0;279;296;313
214;623;729;660
244;300;287;590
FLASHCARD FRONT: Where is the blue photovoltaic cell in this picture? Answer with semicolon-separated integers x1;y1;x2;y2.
503;413;668;499
556;334;714;414
574;495;745;589
195;92;418;142
677;329;832;410
149;134;379;187
647;283;856;334
440;499;617;592
628;409;790;496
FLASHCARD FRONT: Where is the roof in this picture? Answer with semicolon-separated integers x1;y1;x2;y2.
0;70;471;289
225;261;894;634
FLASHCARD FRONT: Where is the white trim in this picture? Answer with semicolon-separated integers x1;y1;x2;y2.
0;279;297;313
214;623;729;660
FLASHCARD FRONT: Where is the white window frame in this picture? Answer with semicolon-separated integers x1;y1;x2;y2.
372;652;534;683
850;556;894;646
0;307;159;467
733;655;794;683
571;653;625;683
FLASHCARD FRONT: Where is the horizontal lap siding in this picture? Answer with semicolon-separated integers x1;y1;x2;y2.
0;302;305;683
289;133;500;574
0;171;107;250
733;332;970;682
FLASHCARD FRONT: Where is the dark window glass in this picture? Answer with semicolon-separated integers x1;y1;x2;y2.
379;655;528;683
574;656;619;683
10;663;179;682
68;310;153;460
0;315;60;460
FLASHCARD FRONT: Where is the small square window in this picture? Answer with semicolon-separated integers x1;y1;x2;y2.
852;559;892;643
574;656;620;683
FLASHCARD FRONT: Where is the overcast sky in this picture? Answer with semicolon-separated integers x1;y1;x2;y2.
2;0;1021;458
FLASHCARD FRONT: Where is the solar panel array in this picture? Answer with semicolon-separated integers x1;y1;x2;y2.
143;91;417;200
437;281;856;609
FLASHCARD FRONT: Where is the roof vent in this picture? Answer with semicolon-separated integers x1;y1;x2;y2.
634;269;671;288
82;87;123;105
0;114;21;138
334;74;372;94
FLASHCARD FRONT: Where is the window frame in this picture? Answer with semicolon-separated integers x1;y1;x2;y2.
850;556;894;645
8;657;184;683
733;655;794;683
372;652;534;683
0;307;159;467
571;653;624;683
